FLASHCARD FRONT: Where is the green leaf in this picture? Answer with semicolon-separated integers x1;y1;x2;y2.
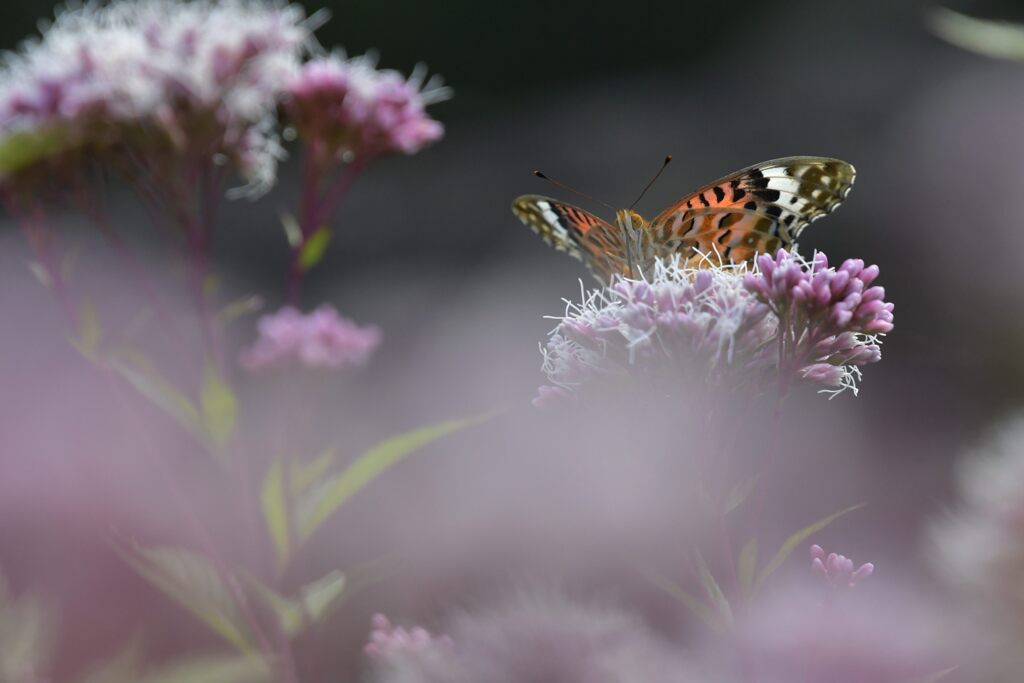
909;666;959;683
693;551;733;629
78;642;144;683
110;352;206;445
139;654;270;683
281;212;302;249
929;8;1024;60
299;570;345;623
754;502;866;589
290;448;336;496
721;476;758;515
260;459;291;570
201;363;237;450
736;538;758;596
0;128;68;174
298;226;333;272
248;571;345;639
0;577;54;683
298;411;499;541
27;261;51;288
71;297;103;361
119;545;251;652
220;295;263;323
249;581;305;638
632;562;724;633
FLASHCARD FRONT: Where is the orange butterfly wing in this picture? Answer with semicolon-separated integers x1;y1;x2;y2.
512;194;628;280
647;157;856;265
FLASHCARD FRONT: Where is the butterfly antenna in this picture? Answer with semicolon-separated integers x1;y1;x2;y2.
629;155;672;210
533;170;615;210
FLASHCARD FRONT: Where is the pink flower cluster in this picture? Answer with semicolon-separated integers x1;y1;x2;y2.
285;54;448;160
0;0;310;193
365;594;693;683
364;613;453;660
535;252;894;406
745;250;893;334
744;250;893;393
240;304;380;371
537;259;775;402
810;544;874;588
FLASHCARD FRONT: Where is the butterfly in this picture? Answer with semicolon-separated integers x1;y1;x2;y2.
512;156;855;282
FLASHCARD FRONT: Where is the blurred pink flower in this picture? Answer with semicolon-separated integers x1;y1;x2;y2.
930;414;1024;677
240;304;380;371
717;584;950;683
0;0;311;194
285;53;448;160
364;613;453;661
367;591;695;683
809;544;874;588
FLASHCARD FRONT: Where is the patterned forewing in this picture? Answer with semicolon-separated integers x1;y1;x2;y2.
647;157;856;265
512;195;627;280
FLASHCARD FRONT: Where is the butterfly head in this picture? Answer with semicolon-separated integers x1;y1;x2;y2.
614;209;648;234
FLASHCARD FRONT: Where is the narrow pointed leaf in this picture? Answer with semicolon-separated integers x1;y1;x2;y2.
119;545;250;652
27;261;51;288
201;363;237;449
281;213;302;248
0;128;68;174
298;226;332;271
289;448;336;496
299;411;499;541
910;666;959;683
110;353;206;445
248;581;304;638
0;580;54;683
220;296;263;323
722;476;758;515
78;642;143;683
139;655;270;683
300;571;345;623
694;551;733;628
737;538;758;596
260;459;290;570
633;562;723;633
929;9;1024;60
72;297;102;360
755;503;866;588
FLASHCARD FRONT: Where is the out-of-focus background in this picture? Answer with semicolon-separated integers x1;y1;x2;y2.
3;0;1024;678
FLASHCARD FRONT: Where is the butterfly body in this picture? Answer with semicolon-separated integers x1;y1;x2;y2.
512;156;856;282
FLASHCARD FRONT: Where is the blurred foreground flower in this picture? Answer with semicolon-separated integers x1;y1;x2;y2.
286;53;448;161
930;415;1024;677
717;584;950;683
0;0;311;198
809;544;874;589
365;613;453;661
365;591;693;683
536;251;892;405
240;304;380;371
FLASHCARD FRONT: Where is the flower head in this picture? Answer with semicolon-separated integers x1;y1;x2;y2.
810;544;874;588
0;0;311;194
240;304;380;371
284;53;448;160
364;613;453;661
722;584;950;683
536;252;891;405
929;415;1024;676
366;591;694;683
